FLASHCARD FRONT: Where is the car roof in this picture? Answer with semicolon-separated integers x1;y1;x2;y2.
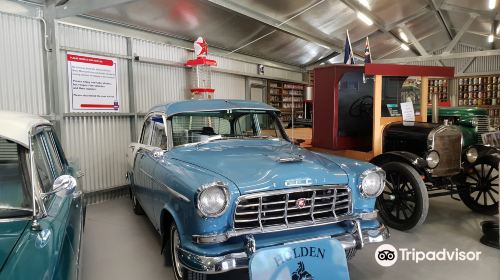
149;99;279;117
0;111;51;148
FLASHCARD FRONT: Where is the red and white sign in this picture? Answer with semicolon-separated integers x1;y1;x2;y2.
194;37;208;58
67;52;119;112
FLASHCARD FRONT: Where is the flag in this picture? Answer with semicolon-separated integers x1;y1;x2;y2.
343;30;355;64
364;37;372;64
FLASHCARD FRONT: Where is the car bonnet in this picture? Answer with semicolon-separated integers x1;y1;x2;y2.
170;141;349;195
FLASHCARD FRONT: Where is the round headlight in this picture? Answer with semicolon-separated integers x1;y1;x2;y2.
471;118;478;127
466;147;478;163
197;182;229;217
360;170;385;198
426;150;440;169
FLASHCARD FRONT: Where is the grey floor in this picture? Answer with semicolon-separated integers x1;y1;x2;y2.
81;196;500;280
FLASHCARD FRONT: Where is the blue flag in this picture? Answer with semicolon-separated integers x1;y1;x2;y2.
343;30;355;64
364;37;372;64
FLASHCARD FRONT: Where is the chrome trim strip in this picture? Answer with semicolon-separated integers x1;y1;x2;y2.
182;222;389;274
193;210;378;244
139;168;190;202
0;216;32;223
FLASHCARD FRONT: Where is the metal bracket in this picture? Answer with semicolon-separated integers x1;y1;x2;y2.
245;235;256;256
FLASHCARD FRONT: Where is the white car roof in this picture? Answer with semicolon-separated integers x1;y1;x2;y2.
0;111;51;148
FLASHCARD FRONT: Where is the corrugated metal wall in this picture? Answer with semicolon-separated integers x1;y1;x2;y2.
212;72;245;100
0;5;305;204
0;12;46;115
61;116;131;192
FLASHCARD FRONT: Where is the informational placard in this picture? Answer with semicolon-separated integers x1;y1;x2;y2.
400;101;415;122
67;52;119;112
249;238;349;280
386;104;400;117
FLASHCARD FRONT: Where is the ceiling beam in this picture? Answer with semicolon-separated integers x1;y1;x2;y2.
338;0;418;56
55;0;138;19
207;0;344;53
351;6;430;46
442;13;478;54
441;3;500;20
399;23;445;66
375;49;500;64
425;0;453;39
399;24;428;55
457;57;476;74
491;18;498;50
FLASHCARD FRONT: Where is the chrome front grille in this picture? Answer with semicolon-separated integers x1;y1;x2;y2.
431;126;462;177
233;186;351;232
476;116;490;144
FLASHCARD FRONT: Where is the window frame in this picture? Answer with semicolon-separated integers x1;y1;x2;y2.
140;117;154;145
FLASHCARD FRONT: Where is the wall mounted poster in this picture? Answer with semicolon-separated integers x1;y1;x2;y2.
67;52;119;112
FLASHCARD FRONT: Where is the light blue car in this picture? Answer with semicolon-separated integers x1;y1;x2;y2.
126;99;389;280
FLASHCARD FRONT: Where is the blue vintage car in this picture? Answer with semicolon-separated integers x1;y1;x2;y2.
127;100;389;279
0;111;85;280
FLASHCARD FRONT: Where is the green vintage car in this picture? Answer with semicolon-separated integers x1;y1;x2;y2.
0;111;85;280
428;107;490;146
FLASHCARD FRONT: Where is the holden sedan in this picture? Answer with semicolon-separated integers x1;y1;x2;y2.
0;111;84;280
126;99;389;280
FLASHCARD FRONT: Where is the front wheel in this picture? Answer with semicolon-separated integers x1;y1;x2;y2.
376;162;429;231
458;157;499;215
170;224;207;280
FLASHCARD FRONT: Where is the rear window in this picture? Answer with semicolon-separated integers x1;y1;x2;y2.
0;138;32;218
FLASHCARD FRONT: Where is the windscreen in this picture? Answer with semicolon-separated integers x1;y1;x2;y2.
171;110;286;146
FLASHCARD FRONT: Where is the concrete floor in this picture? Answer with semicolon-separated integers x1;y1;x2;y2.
81;196;499;280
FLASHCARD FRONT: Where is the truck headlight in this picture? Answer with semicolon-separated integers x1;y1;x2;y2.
471;118;478;127
466;147;478;163
359;169;385;198
425;150;440;169
197;182;229;217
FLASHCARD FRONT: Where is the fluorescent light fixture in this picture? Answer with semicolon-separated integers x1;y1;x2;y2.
357;12;373;26
399;31;409;43
488;0;496;10
488;34;494;43
359;0;370;9
401;43;410;51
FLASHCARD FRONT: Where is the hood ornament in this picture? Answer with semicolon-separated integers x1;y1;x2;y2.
277;153;304;163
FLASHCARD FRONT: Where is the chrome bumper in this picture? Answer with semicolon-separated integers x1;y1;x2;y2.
177;222;389;274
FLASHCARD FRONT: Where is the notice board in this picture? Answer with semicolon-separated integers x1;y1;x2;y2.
67;52;119;112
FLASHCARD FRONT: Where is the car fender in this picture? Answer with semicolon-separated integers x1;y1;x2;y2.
463;144;500;168
370;151;427;174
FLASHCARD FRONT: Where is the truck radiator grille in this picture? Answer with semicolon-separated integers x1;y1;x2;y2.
476;116;490;144
233;186;351;231
432;127;462;177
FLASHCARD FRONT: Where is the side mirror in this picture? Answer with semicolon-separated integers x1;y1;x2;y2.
41;175;77;198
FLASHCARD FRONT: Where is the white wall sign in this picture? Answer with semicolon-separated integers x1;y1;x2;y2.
67;52;119;112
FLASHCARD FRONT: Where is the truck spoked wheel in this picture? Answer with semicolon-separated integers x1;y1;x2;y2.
459;157;499;215
376;162;429;231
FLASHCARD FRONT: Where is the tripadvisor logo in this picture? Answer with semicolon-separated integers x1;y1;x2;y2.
375;244;482;267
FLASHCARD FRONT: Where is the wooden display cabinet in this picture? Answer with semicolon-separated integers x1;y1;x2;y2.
267;80;304;125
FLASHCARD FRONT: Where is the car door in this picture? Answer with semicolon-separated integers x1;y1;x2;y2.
31;127;81;279
149;115;169;230
133;116;159;220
